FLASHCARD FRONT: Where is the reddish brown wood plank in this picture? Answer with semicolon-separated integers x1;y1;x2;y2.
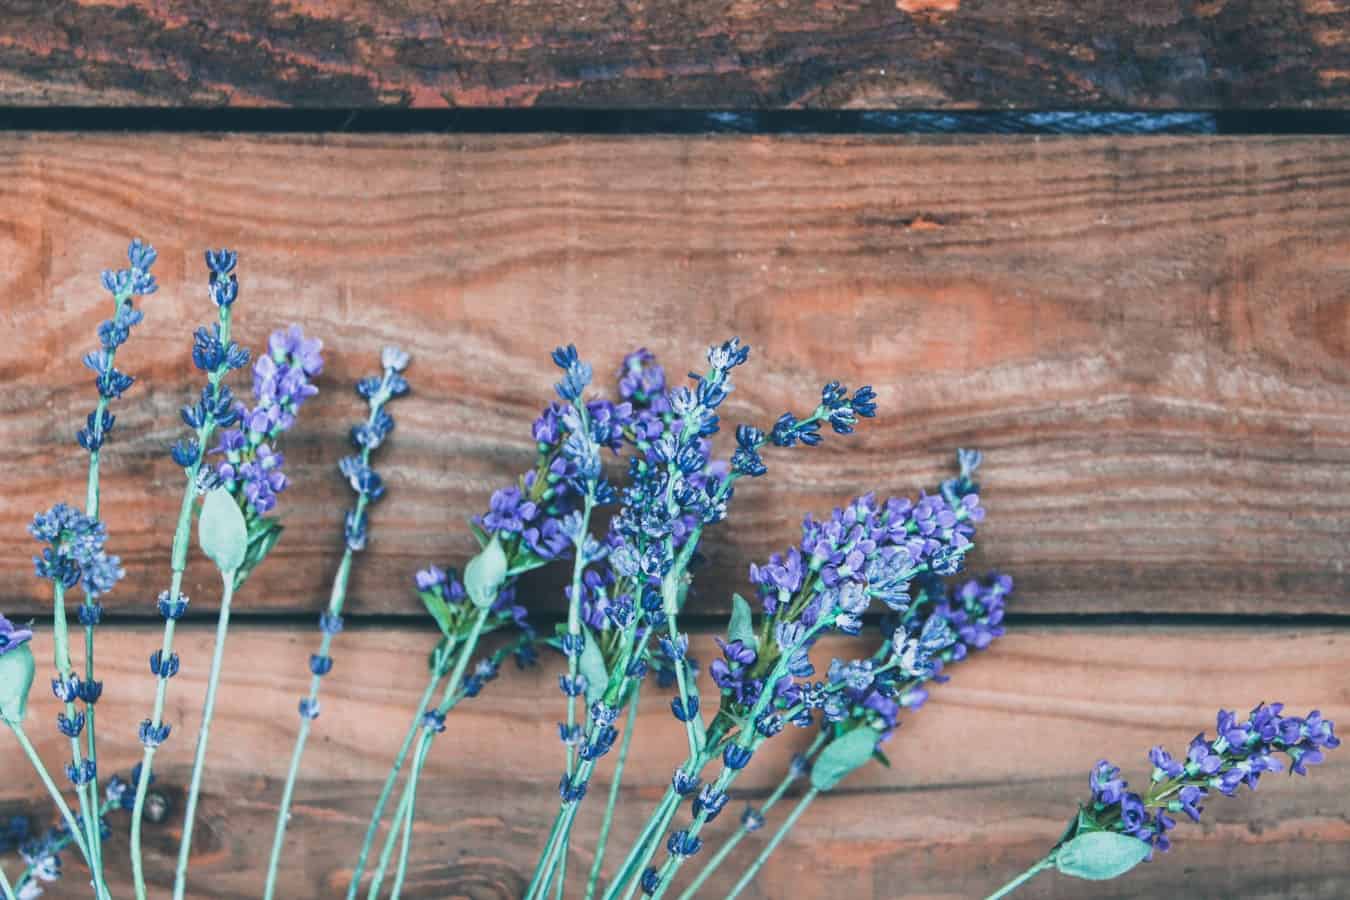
1;626;1346;897
0;1;1348;109
1;133;1349;617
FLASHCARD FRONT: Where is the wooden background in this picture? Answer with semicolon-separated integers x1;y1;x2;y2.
0;3;1348;899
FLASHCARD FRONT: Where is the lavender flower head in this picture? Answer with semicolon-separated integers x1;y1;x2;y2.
79;238;156;452
339;346;410;554
1075;704;1339;858
212;324;325;517
29;504;124;599
0;614;34;657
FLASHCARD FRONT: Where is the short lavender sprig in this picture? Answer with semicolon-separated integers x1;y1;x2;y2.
129;248;248;900
28;505;124;899
690;566;1013;900
262;347;409;900
623;466;984;900
73;239;155;880
986;704;1340;898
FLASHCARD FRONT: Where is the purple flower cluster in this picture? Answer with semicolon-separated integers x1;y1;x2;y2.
414;565;531;640
169;250;253;471
0;613;34;657
28;504;124;600
1085;703;1340;854
78;239;156;452
212;325;325;517
823;572;1013;741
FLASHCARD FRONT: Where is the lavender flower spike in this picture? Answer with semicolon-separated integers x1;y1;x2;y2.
263;346;409;900
986;704;1339;897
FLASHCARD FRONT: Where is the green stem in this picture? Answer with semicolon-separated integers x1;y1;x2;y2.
523;802;572;900
345;666;446;900
585;692;641;899
0;862;14;900
49;582;108;899
679;732;826;900
131;479;205;900
369;604;492;898
172;571;236;900
983;853;1057;900
604;784;687;900
723;788;819;900
264;506;367;900
388;737;432;900
366;769;417;900
8;722;98;879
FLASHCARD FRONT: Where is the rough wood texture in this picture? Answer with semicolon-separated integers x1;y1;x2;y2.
3;134;1350;617
0;1;1349;109
1;626;1346;898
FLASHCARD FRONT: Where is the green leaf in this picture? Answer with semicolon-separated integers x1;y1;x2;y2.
0;643;35;724
579;629;608;706
872;747;892;769
1055;831;1151;881
233;518;284;589
467;520;490;549
728;593;758;654
419;591;456;637
810;726;880;791
198;487;248;574
464;536;508;609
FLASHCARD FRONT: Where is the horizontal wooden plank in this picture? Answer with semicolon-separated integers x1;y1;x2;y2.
1;626;1346;897
2;133;1350;618
1;2;1349;110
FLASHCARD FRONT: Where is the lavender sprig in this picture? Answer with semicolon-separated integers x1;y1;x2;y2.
688;566;1012;900
264;347;408;900
618;458;983;900
536;343;879;900
986;704;1340;898
130;248;249;900
26;505;123;899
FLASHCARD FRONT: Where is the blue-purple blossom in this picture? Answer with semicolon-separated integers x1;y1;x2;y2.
28;504;124;599
0;614;34;656
1080;703;1339;856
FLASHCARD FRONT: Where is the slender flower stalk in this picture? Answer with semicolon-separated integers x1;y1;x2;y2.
173;322;324;900
7;722;97;890
723;786;818;900
130;248;250;900
585;690;641;899
678;735;826;900
72;238;155;885
365;603;494;899
263;347;409;900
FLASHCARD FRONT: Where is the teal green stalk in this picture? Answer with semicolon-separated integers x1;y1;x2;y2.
387;736;433;900
723;787;819;900
608;786;685;900
982;854;1057;900
368;604;492;899
48;581;109;899
0;861;15;900
130;304;233;900
172;571;237;899
7;722;98;884
678;730;827;900
584;691;641;899
265;373;394;900
78;286;134;882
344;663;447;900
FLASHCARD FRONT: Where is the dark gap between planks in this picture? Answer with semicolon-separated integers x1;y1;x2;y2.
4;108;1350;135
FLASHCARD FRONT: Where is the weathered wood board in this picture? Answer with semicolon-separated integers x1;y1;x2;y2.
1;626;1346;897
2;133;1349;617
0;2;1348;109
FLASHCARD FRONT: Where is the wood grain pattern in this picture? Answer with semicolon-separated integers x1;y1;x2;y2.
2;133;1350;618
1;626;1346;898
1;1;1349;109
